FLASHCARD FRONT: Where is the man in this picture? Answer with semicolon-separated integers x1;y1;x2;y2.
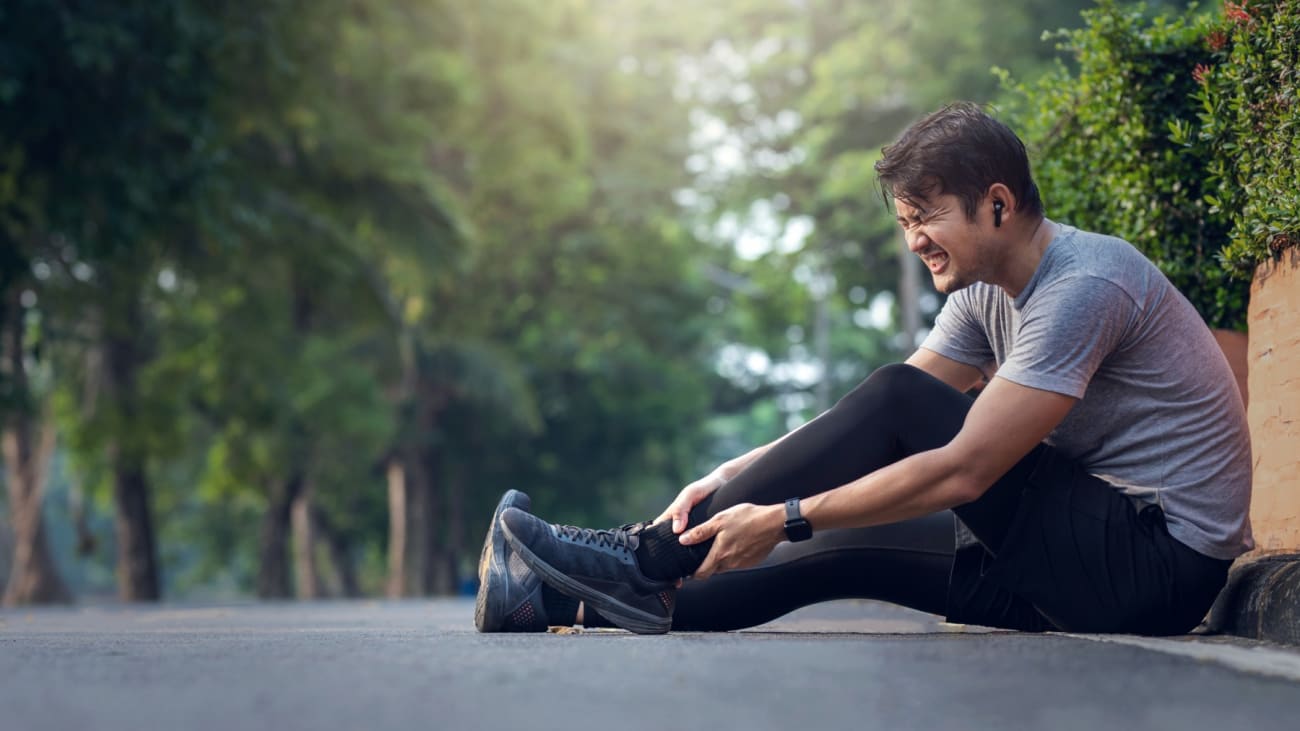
474;102;1252;636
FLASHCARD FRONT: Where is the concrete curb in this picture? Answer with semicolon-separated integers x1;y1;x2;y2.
1207;553;1300;645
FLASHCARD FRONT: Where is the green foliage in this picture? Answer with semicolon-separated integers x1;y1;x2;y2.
2;3;231;595
1000;1;1247;328
7;0;1152;599
431;0;723;528
1002;1;1300;330
1192;0;1300;270
668;0;1092;439
0;0;221;423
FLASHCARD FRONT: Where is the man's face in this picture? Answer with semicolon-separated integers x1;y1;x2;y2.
894;193;990;294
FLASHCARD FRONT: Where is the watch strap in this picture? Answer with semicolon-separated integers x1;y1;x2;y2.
783;498;813;542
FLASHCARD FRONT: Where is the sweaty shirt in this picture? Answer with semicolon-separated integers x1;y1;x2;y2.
920;224;1253;560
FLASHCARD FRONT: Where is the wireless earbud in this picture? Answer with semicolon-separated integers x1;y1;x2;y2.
993;200;1004;228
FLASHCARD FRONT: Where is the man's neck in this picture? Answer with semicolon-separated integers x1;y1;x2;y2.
1000;217;1059;298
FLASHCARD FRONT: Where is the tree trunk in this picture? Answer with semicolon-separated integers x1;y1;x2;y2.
385;329;453;597
386;449;439;596
291;478;322;600
385;456;407;598
440;468;467;595
257;472;303;599
314;507;359;598
263;270;317;600
1;418;70;606
112;459;160;601
1;279;71;605
104;294;162;602
413;450;439;595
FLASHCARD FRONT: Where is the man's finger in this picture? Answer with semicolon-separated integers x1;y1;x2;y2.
672;506;691;534
679;516;721;546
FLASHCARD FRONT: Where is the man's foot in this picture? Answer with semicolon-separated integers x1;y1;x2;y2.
475;490;550;632
499;508;676;635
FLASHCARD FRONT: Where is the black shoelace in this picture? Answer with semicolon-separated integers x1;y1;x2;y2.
556;522;645;550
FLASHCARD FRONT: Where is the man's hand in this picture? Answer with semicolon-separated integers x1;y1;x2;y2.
678;502;785;580
653;472;725;534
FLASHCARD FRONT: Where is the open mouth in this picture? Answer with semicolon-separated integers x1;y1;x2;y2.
920;250;949;274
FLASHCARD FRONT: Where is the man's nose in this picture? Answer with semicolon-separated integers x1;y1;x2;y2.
904;229;928;254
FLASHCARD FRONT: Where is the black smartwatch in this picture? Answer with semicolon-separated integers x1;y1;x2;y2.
783;498;813;542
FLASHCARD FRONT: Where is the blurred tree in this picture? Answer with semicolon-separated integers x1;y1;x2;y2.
0;282;68;605
186;0;463;598
394;0;721;575
1;0;224;601
1;0;1116;603
676;0;1094;434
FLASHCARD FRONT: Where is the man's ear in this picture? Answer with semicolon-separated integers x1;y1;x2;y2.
986;183;1017;228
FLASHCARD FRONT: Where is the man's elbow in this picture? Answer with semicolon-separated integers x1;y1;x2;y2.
947;473;990;506
935;442;1016;506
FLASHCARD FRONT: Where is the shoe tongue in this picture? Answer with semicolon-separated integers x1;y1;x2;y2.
622;520;651;535
621;521;652;546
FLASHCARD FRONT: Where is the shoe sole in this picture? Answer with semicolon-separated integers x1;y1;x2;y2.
474;490;530;632
500;518;671;635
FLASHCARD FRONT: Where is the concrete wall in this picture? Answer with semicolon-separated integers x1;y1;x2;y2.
1247;247;1300;553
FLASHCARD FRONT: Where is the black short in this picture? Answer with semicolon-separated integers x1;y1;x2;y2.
946;445;1232;635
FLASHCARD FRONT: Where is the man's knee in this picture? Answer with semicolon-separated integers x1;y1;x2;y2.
833;362;934;413
869;362;931;390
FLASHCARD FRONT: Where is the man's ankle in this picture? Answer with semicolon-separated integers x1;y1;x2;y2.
633;519;710;580
540;584;579;625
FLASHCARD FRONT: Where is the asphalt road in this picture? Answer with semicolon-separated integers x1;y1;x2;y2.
3;599;1299;731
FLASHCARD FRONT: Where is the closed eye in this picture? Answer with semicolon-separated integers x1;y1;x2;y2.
897;214;928;230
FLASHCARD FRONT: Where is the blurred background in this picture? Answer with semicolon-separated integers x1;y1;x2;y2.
0;0;1185;604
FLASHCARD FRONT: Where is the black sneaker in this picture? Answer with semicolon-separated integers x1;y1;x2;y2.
474;490;549;632
499;508;676;635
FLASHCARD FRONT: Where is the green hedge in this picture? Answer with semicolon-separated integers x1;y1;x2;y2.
1190;0;1300;276
1001;0;1299;331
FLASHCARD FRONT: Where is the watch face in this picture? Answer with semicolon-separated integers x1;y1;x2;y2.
784;519;813;542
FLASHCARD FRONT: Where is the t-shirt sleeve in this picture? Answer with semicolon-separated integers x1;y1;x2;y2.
919;288;994;370
996;275;1136;398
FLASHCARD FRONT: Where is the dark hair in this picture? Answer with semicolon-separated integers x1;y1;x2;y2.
874;102;1043;220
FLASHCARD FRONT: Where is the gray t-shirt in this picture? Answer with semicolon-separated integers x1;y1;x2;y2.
920;225;1253;560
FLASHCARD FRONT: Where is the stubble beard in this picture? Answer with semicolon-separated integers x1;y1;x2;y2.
932;270;972;294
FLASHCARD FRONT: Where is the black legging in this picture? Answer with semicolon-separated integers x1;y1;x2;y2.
694;363;1031;552
666;363;1027;631
578;361;1234;633
585;363;1227;633
671;513;956;631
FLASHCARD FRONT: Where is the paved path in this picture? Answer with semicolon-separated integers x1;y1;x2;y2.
3;599;1299;731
